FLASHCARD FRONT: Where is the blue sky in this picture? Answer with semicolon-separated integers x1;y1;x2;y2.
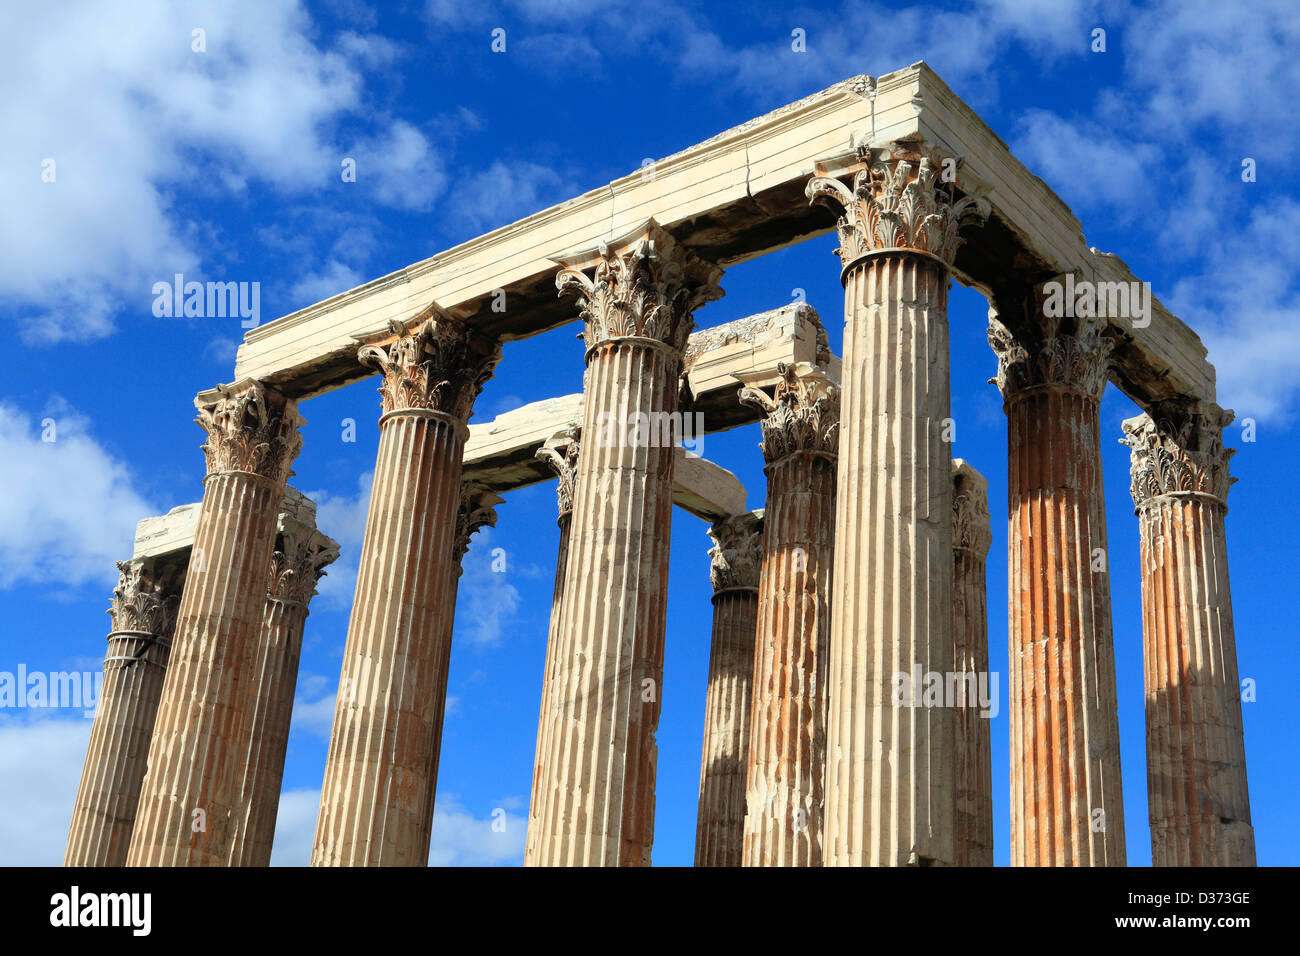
1;0;1296;866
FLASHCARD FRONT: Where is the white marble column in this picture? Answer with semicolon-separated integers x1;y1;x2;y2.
807;143;986;866
1122;410;1254;866
526;221;722;866
128;380;303;866
312;312;500;866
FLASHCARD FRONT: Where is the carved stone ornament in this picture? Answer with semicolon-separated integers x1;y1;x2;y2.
707;512;763;593
556;222;724;355
357;308;502;420
806;141;989;271
196;379;303;484
987;317;1113;403
536;427;581;519
108;561;181;636
738;362;840;464
267;531;341;606
1121;410;1235;508
453;482;505;563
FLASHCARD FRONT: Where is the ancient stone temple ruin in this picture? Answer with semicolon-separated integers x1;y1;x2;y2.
65;63;1252;867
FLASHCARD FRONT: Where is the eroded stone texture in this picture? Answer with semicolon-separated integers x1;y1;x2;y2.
312;311;500;867
809;143;985;866
65;560;184;866
230;498;339;867
526;221;722;866
694;511;762;867
1122;411;1254;866
739;363;838;867
127;379;303;866
990;308;1125;866
952;460;993;867
525;428;580;864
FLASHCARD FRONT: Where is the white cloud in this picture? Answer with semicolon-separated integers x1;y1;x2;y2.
0;717;91;865
289;672;339;739
306;470;372;610
268;788;526;865
0;0;440;343
0;399;157;591
288;260;365;310
447;159;576;234
456;527;521;647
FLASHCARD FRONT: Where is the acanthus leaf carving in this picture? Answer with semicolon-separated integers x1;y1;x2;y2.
806;142;989;271
536;427;581;519
707;512;763;594
267;530;341;607
358;310;502;420
454;482;505;564
739;362;839;464
556;224;724;355
987;317;1113;403
1121;410;1235;507
196;380;303;484
108;560;182;636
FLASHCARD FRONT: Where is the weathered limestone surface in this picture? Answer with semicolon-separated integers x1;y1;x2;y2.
952;460;993;867
527;222;722;866
739;363;838;867
230;495;339;867
64;560;185;866
525;430;581;865
812;144;984;866
1122;412;1254;866
128;380;303;866
990;307;1125;866
235;65;1212;415
312;312;500;867
694;511;762;867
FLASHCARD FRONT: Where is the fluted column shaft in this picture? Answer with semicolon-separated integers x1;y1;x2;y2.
952;461;993;866
527;224;722;866
738;364;838;867
809;144;984;866
992;317;1125;866
127;380;302;866
1123;413;1254;865
65;562;182;866
827;253;955;866
312;314;499;867
695;512;762;867
526;431;579;864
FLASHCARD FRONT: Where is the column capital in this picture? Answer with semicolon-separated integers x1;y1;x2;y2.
267;528;340;607
357;308;502;420
987;316;1113;404
707;511;763;595
1120;409;1236;508
952;459;992;559
555;219;724;356
536;427;581;520
806;141;989;275
454;482;504;563
195;379;304;485
108;560;182;636
739;362;840;465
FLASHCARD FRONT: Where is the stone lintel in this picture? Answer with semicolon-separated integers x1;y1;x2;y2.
234;62;1212;412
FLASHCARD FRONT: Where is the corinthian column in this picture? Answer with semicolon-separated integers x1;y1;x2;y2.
527;221;723;866
526;428;580;864
1122;410;1254;866
65;560;184;866
128;380;303;866
952;460;993;867
738;363;838;866
694;511;762;867
807;143;986;866
311;311;500;867
989;308;1125;866
230;499;339;867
